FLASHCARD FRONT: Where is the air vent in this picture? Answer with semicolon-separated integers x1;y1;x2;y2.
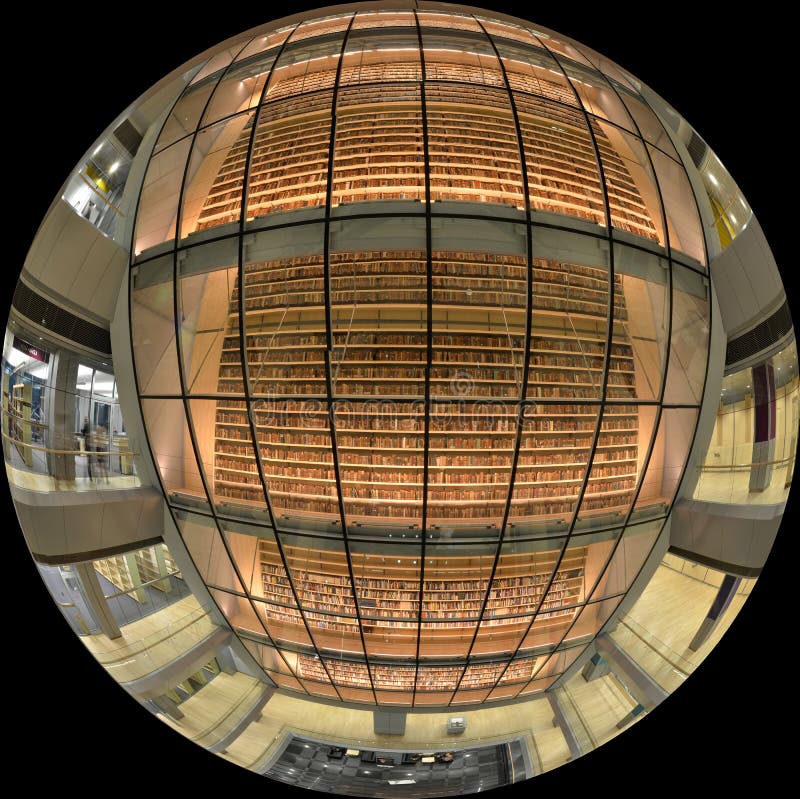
686;129;707;169
11;281;111;356
113;118;143;157
726;300;793;366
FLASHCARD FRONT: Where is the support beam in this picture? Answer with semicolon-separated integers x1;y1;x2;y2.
546;692;582;760
689;573;741;652
749;363;776;492
74;561;121;639
581;651;610;682
616;703;646;729
215;646;237;676
595;635;668;710
152;694;184;721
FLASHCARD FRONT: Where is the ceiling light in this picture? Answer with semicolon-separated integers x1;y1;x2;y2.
109;161;120;174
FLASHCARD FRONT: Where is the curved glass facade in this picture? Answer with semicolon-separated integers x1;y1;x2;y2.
129;7;710;706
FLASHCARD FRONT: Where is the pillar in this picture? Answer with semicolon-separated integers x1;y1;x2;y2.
46;350;80;481
749;363;776;492
616;703;646;729
581;652;609;681
546;693;582;760
74;562;121;639
689;574;741;652
151;694;184;721
215;646;238;676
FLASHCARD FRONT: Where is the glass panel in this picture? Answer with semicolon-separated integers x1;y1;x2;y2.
290;14;352;41
328;217;427;529
250;595;313;649
590;518;662;599
509;406;593;534
176;511;243;592
559;62;635;130
592;119;664;246
201;49;279;127
494;37;577;107
562;594;623;644
340;28;421;86
514;538;586;653
134;138;192;257
333;83;424;205
419;543;489;659
246;91;334;222
664;265;709;405
512;93;604;228
239;224;326;398
190;44;242;86
649;145;706;267
277;533;364;659
516;674;558;695
189;398;268;517
616;87;679;159
415;664;461;702
613;243;670;401
131;255;178;394
574;405;653;531
208;588;266;636
420;32;522;210
533;643;584;679
528;258;610;403
178;237;241;395
235;28;294;61
636;407;699;516
351;10;415;29
156;82;217;153
479;18;543;46
475;550;548;655
694;342;798;506
351;539;421;658
181;110;255;240
417;12;481;31
220;522;262;594
140;399;207;509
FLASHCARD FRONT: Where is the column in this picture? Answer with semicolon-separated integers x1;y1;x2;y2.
581;652;609;681
749;363;776;492
215;646;238;676
46;350;80;481
546;692;582;760
689;573;741;652
616;703;646;729
74;562;121;639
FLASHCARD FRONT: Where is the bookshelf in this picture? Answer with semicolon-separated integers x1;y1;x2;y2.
210;245;639;526
192;69;658;238
8;382;34;467
252;537;585;660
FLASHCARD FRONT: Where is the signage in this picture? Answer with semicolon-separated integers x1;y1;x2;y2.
12;336;50;364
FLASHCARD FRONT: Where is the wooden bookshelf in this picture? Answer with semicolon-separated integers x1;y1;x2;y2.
8;382;34;467
192;69;658;239
209;246;639;526
250;537;585;659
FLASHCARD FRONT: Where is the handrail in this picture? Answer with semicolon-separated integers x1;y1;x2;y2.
1;429;139;457
698;455;793;470
102;570;183;600
76;171;126;217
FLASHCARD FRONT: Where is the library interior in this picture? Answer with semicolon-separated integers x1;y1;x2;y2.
4;2;793;795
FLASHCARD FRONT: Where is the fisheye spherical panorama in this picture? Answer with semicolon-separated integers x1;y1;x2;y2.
6;2;792;794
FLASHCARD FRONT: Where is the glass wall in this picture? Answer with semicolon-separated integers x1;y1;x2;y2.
127;8;712;707
693;337;798;505
2;328;140;491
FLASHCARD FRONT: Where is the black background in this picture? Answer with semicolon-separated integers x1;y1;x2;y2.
5;1;793;794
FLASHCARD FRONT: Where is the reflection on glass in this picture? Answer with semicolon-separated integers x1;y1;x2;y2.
694;340;798;505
